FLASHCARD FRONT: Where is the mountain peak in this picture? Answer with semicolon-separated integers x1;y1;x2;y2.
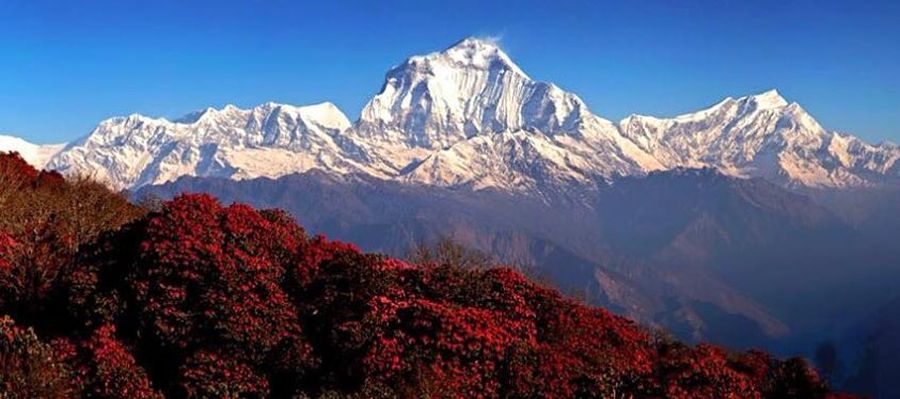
448;36;500;49
747;89;788;109
174;107;220;124
402;37;528;78
355;37;597;150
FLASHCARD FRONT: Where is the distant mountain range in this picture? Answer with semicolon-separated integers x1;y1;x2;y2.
3;37;897;192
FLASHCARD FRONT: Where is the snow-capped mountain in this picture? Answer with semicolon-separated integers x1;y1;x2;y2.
620;90;900;188
8;37;900;192
352;37;661;192
45;102;381;189
357;37;599;148
0;135;65;168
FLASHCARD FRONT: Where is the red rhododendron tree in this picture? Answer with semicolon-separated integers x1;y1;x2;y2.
0;232;14;272
0;159;857;398
180;351;269;398
76;325;162;399
132;196;305;354
61;194;327;395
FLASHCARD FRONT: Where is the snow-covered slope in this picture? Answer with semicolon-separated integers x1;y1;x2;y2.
619;90;900;188
356;37;593;148
15;37;900;192
352;37;661;191
45;102;380;189
0;135;66;168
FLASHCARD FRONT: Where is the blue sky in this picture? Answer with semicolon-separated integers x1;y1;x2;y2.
1;0;898;143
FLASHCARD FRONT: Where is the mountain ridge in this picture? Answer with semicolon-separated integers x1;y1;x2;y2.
4;37;898;192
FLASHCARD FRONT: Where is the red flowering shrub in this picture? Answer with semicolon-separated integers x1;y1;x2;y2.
180;351;269;398
363;298;522;397
0;163;857;398
727;349;776;391
656;342;762;398
0;218;74;322
132;196;305;356
0;232;14;272
78;325;162;399
0;152;38;196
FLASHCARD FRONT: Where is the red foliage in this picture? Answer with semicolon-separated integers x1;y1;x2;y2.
0;152;38;183
656;342;763;398
0;232;14;272
0;219;74;313
80;325;162;399
132;194;309;360
0;152;66;192
180;351;269;398
0;184;859;398
363;297;523;397
356;264;659;398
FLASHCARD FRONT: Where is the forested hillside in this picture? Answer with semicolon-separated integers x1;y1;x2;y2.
0;152;852;398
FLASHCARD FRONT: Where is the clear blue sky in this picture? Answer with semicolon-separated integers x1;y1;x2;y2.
1;0;898;144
